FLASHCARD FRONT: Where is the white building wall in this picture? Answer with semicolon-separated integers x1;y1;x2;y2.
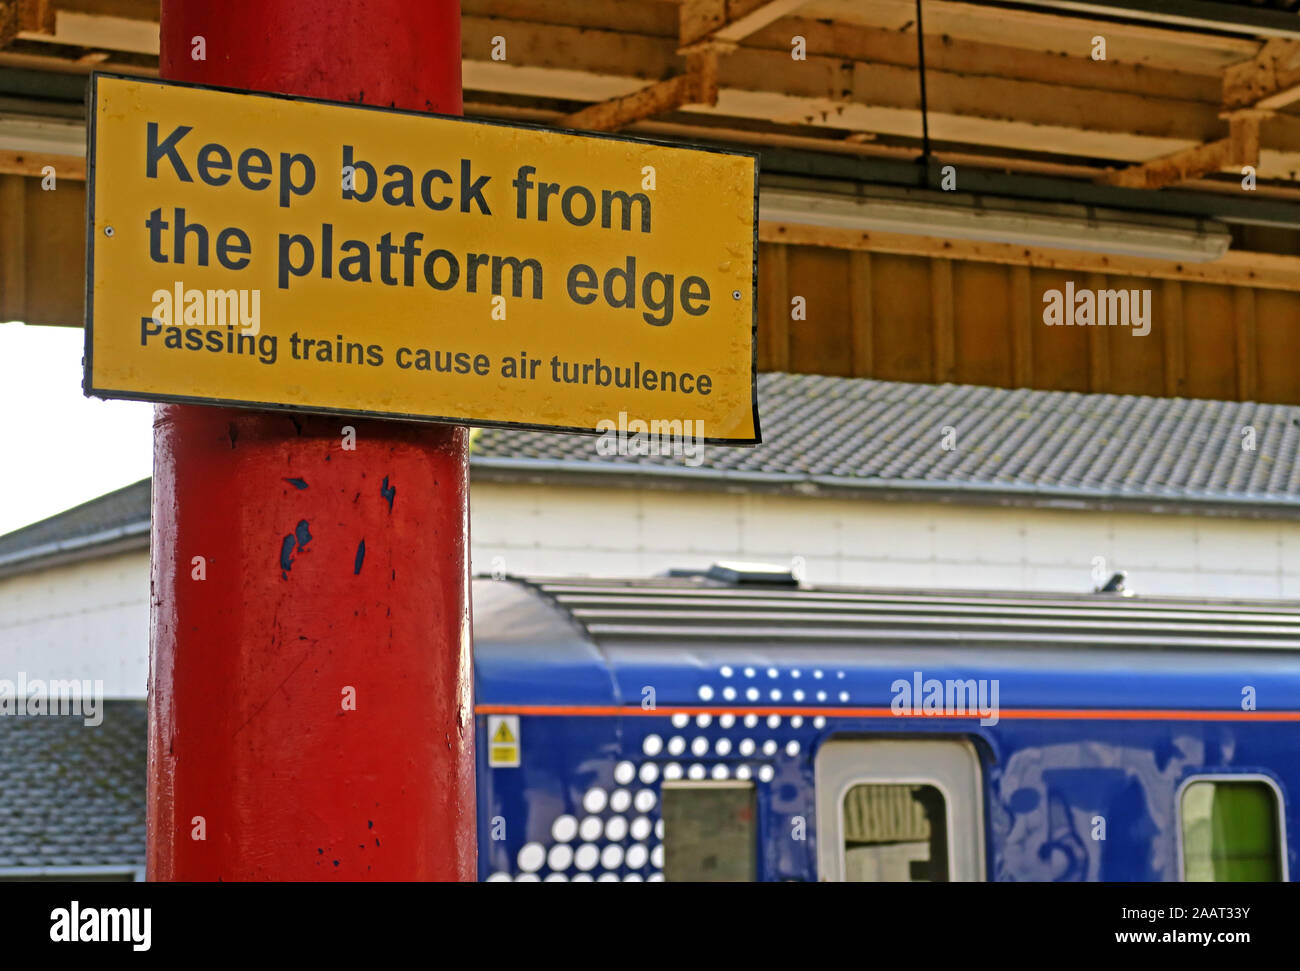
469;482;1300;599
4;482;1300;700
0;550;150;698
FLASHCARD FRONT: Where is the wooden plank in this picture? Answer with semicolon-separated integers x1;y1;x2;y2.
682;0;809;46
786;245;852;377
0;173;25;320
1104;273;1165;396
724;46;1224;148
1254;289;1300;405
21;174;85;326
16;0;53;33
0;2;17;49
757;221;1300;293
1224;38;1300;111
679;0;726;47
1086;271;1109;390
1162;280;1185;397
1100;112;1261;190
557;73;699;130
19;9;159;53
1010;264;1034;388
58;0;158;19
757;241;789;371
465;0;676;36
460;17;1230;154
1182;283;1238;400
747;14;1224;102
564;0;801;132
930;258;955;383
1100;134;1236;189
951;261;1013;388
5;7;1286;172
1234;287;1258;402
0;148;84;179
1029;267;1090;392
870;253;934;383
848;250;872;377
814;0;1259;74
711;0;809;44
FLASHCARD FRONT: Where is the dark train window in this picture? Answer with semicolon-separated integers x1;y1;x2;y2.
661;781;757;881
842;783;949;882
1180;779;1284;882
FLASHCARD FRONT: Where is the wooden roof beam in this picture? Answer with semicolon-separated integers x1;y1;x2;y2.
557;44;721;131
1224;38;1300;111
1100;111;1263;190
1101;36;1300;190
17;0;53;34
558;0;808;132
0;4;15;49
680;0;810;47
1;0;55;49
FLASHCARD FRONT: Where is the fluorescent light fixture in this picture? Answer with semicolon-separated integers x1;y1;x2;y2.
0;113;84;157
759;187;1232;263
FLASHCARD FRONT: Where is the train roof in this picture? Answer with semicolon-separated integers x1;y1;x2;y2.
472;571;1300;712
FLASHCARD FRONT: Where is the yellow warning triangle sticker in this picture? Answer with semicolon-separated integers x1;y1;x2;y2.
492;720;516;744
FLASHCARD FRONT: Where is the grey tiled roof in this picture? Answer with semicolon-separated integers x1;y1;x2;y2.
471;373;1300;507
0;478;150;562
0;701;146;871
4;374;1300;570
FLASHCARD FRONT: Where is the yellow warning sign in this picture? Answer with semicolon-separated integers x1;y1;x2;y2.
487;715;520;768
84;73;759;442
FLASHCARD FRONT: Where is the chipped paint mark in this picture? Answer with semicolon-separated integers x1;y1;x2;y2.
380;476;396;512
227;423;239;449
280;521;312;579
354;539;366;575
284;477;308;490
279;535;296;580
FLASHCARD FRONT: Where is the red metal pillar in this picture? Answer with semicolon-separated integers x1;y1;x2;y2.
148;0;474;881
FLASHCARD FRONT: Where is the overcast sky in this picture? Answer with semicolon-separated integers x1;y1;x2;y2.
0;321;153;536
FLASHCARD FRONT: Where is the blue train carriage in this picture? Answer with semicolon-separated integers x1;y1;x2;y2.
472;566;1300;882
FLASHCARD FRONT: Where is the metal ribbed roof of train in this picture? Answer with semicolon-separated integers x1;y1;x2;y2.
517;572;1300;652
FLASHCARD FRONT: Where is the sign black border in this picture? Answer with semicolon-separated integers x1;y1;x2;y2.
82;71;761;446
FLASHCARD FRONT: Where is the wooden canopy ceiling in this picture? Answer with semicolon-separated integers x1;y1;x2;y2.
5;0;1300;199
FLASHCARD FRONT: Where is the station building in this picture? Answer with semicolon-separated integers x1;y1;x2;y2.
5;0;1300;879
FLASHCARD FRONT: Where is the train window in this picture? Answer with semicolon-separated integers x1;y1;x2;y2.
661;781;756;881
1180;779;1285;882
841;783;949;882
